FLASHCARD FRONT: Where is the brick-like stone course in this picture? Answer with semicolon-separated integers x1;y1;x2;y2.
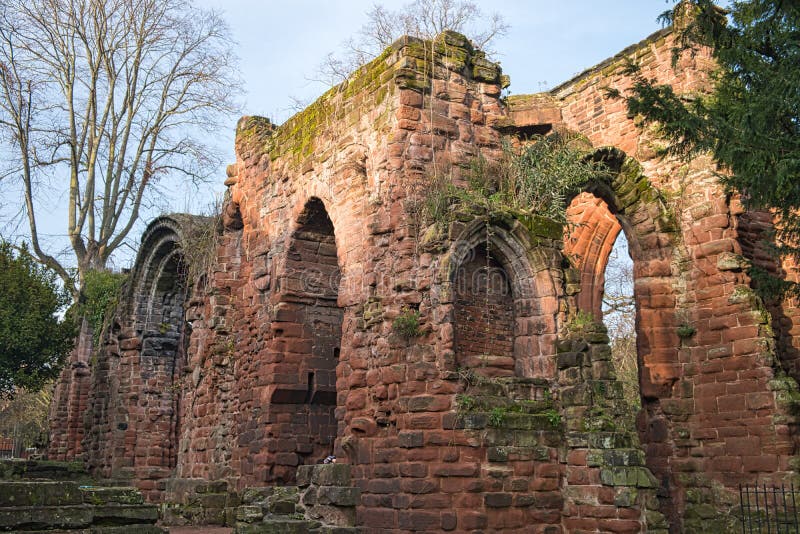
48;17;800;534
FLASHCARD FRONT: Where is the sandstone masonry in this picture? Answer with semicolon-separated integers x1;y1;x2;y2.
49;25;800;534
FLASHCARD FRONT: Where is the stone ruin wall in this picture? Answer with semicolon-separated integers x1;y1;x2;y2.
48;25;800;534
546;27;800;526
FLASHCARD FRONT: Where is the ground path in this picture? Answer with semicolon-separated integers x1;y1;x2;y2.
165;527;232;533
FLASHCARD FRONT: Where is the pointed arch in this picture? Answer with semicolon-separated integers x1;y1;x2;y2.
265;196;344;479
446;218;562;379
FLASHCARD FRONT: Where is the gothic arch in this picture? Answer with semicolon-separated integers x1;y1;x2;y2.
445;218;562;379
565;148;681;397
564;149;685;513
265;197;344;477
126;215;201;487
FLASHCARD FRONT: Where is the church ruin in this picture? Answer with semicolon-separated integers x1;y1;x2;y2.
47;22;800;533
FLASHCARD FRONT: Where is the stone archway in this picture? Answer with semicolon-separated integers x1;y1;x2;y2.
564;148;684;510
129;218;191;493
454;242;517;378
447;219;563;380
80;215;201;501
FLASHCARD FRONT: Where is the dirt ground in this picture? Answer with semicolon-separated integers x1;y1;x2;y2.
165;527;232;533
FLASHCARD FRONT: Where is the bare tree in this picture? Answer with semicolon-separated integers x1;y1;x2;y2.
0;384;52;455
602;232;640;411
318;0;509;85
0;0;240;297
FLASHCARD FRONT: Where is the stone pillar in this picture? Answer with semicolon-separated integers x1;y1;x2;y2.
48;320;93;461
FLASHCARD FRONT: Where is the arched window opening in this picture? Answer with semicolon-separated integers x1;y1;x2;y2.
454;242;516;378
602;232;640;417
139;250;187;472
565;192;641;420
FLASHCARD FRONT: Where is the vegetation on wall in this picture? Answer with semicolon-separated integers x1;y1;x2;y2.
613;0;800;297
392;306;422;339
420;133;609;228
317;0;508;85
76;270;127;344
178;210;222;288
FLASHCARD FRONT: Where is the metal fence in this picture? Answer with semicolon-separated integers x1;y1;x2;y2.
740;484;800;533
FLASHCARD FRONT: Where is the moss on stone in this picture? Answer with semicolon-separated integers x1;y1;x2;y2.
236;31;505;168
516;214;564;240
239;46;397;166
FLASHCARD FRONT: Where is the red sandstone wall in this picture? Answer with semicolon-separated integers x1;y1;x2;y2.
52;21;800;534
180;33;573;532
48;319;93;461
534;25;799;528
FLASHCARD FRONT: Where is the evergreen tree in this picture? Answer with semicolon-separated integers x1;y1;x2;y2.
0;242;74;397
618;0;800;290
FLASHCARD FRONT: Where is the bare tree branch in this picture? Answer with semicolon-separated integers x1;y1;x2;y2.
318;0;509;85
0;0;241;297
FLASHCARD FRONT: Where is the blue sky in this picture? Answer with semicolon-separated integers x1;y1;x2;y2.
191;1;671;187
2;1;672;270
203;1;669;123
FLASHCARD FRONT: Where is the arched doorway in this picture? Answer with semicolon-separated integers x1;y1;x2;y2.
563;150;684;516
566;192;639;418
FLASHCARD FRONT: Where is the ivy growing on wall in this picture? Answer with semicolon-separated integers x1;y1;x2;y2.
77;270;127;343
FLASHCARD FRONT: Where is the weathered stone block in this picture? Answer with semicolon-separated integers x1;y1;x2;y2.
398;431;424;448
81;486;145;506
196;480;229;494
0;459;90;481
90;526;167;533
268;499;296;515
600;467;658;488
92;504;160;523
236;504;264;522
306;504;356;527
242;487;274;503
484;492;513;508
0;481;83;507
315;486;360;507
561;384;591;407
235;518;321;534
295;466;314;488
198;492;228;508
557;352;583;369
0;504;92;530
310;464;351;487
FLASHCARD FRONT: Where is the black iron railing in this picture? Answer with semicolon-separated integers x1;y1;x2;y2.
740;484;800;533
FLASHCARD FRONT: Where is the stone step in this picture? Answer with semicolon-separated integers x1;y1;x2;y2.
91;504;160;525
14;526;166;533
0;504;93;530
0;503;162;530
0;460;90;482
0;478;162;532
0;460;89;482
234;518;322;534
79;486;145;506
0;481;83;507
302;486;359;507
296;465;351;487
